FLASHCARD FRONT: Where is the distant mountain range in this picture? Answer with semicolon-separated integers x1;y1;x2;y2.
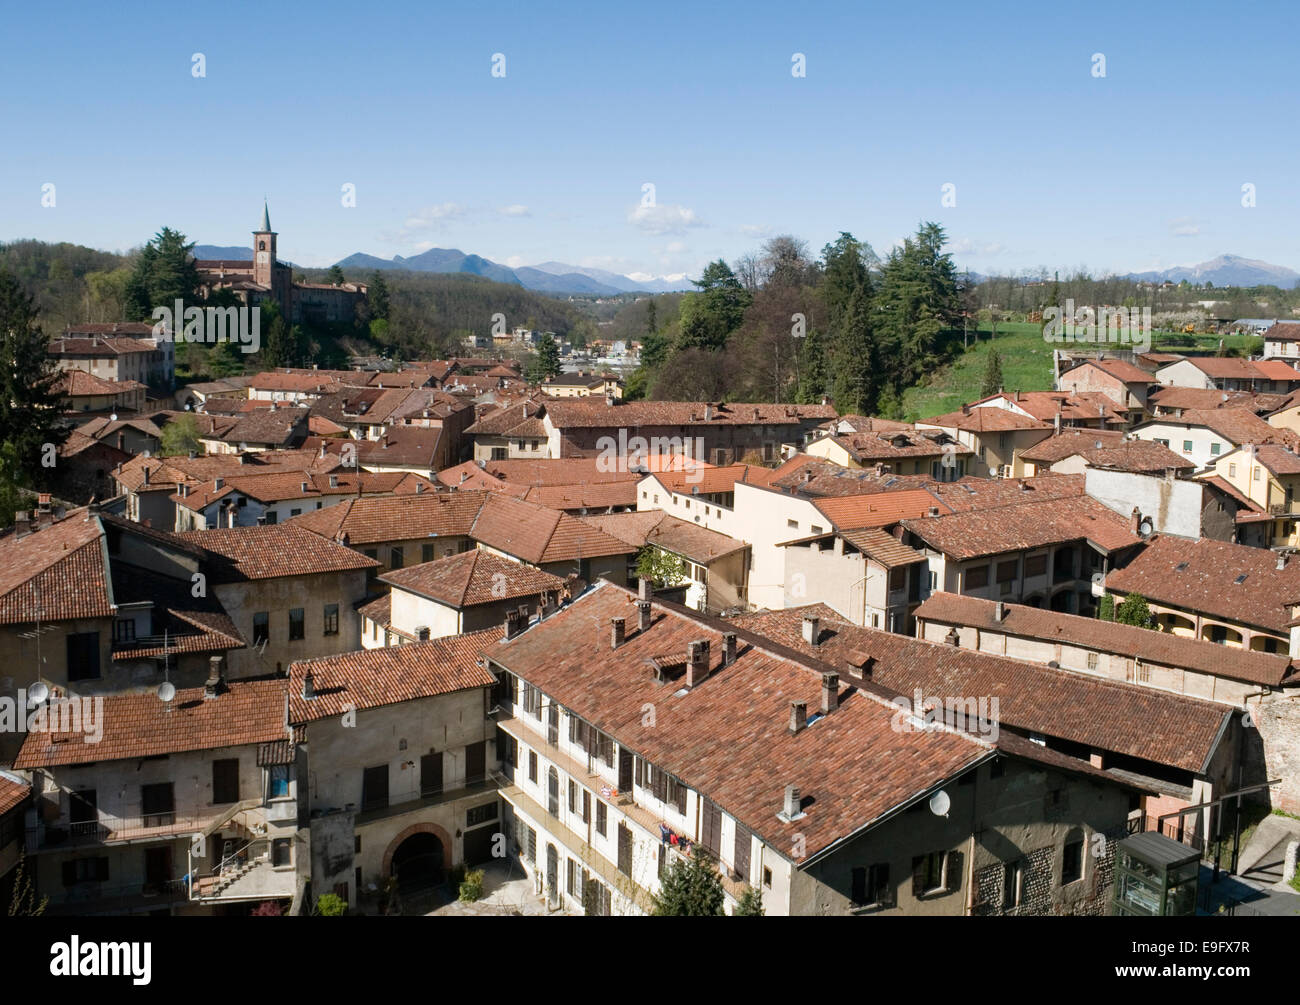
1124;255;1300;289
332;248;691;295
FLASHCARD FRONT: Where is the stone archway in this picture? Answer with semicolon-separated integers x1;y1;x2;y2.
381;821;454;879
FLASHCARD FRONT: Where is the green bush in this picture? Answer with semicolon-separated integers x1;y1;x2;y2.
314;893;347;916
458;868;485;903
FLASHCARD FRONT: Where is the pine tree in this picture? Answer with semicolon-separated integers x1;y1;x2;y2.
529;332;561;382
831;285;876;415
369;272;390;320
0;269;67;493
796;323;829;404
327;265;346;286
260;302;292;368
733;886;765;916
652;851;725;916
125;228;199;320
981;348;1003;398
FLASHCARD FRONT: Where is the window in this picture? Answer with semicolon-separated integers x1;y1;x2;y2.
66;632;101;681
113;619;136;643
1062;839;1084;884
1182;440;1193;453
467;802;497;827
421;752;443;796
965;565;989;590
617;822;633;876
268;764;289;798
1229;463;1237;478
289;608;305;641
253;612;269;646
595;800;607;836
289;508;302;518
996;560;1017;584
852;863;891;907
62;857;109;885
272;838;292;867
787;519;798;529
323;603;339;636
212;758;240;804
390;546;404;570
1002;860;1025;907
1024;554;1047;577
361;765;388;811
526;826;536;863
1254;467;1261;482
582;789;591;824
422;543;434;563
763;867;772;888
141;782;174;827
911;851;952;896
1210;442;1221;456
364;548;378;561
528;750;538;784
1086;652;1099;670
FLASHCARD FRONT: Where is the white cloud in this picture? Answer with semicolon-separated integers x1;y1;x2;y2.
504;255;526;268
739;224;771;238
950;238;1006;257
663;241;688;254
401;202;466;235
1169;217;1200;237
499;204;531;217
627;202;704;235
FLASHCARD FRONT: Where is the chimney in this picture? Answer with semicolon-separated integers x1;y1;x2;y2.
789;700;808;734
722;632;737;666
117;431;125;451
1054;412;1061;434
782;784;801;819
319;443;327;458
687;640;710;687
994;601;1006;622
416;626;431;642
820;672;839;714
1278;553;1288;571
610;617;626;649
14;511;30;538
301;672;316;700
802;615;820;646
928;505;940;517
460;471;468;484
638;578;653;603
704;403;713;421
635;600;651;632
605;393;615;407
503;607;524;641
203;656;226;700
962;403;970;416
1129;506;1140;534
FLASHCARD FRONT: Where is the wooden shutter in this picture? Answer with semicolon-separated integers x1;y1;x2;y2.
567;780;576;814
634;756;644;788
877;864;895;906
945;850;963;893
733;822;751;880
465;741;486;784
701;799;722;856
617;822;633;876
582;789;590;824
911;855;926;897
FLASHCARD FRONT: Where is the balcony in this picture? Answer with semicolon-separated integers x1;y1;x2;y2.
43;879;188;916
189;838;297;904
28;812;206;851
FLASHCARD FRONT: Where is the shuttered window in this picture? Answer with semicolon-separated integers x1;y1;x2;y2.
617;823;633;877
701;799;722;857
733;822;751;880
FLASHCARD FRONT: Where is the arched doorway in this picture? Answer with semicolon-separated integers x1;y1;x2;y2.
390;832;445;892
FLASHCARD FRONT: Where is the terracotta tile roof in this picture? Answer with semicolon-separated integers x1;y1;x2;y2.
922;474;1087;513
581;511;747;564
1252;359;1300;382
1104;535;1300;633
1080;441;1196;473
381;549;564;607
284;491;490;545
814;428;972;463
216;407;309;446
351;425;445;467
902;495;1141;559
13;679;290;768
983;391;1127;425
48;337;157;356
172;469;435;510
1142;408;1289;448
1147;386;1274;413
469;493;636;565
357;592;391;627
813;489;951;529
0;774;29;816
1247;443;1300;476
838;527;927;567
0;512;115;625
921;408;1053;433
55;370;144;397
521;482;638;511
178;525;377;580
1176;357;1269;380
1064;358;1158;384
643;463;772;495
1197;475;1263;514
1265;322;1300;343
545;399;836;428
247;371;344;394
288;631;497;723
913;593;1293;687
730;607;1232;775
766;459;935;497
464;400;547;436
1019;429;1128;463
488;583;992;861
64;322;157;337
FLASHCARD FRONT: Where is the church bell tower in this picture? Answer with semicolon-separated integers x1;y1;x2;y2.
253;200;277;288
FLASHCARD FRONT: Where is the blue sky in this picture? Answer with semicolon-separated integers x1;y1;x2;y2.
1;0;1296;280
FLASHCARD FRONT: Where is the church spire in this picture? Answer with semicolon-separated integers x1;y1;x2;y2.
259;200;272;233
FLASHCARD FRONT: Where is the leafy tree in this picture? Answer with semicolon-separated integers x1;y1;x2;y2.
0;269;67;495
125;227;199;320
652;851;725;916
1114;593;1155;629
677;260;750;353
7;851;47;916
327;265;346;286
313;893;347;916
369;271;390;320
734;886;765;916
635;546;686;588
981;348;1004;398
207;339;244;378
1098;594;1115;622
260;301;294;368
645;298;657;340
160;414;202;457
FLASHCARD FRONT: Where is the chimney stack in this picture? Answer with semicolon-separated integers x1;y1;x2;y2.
610;617;626;649
687;640;710;687
14;511;30;538
994;601;1006;622
722;632;737;666
802;615;820;646
821;672;839;714
302;672;316;700
782;784;801;819
789;700;808;734
1278;553;1288;571
503;608;524;641
203;655;226;700
638;578;653;603
635;600;651;632
416;626;431;642
1130;506;1141;534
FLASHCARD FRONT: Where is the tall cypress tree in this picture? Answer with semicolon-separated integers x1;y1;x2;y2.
0;269;67;494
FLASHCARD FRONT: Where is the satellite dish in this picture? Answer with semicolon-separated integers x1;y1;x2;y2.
157;681;176;702
110;412;119;422
27;682;48;706
929;790;951;818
